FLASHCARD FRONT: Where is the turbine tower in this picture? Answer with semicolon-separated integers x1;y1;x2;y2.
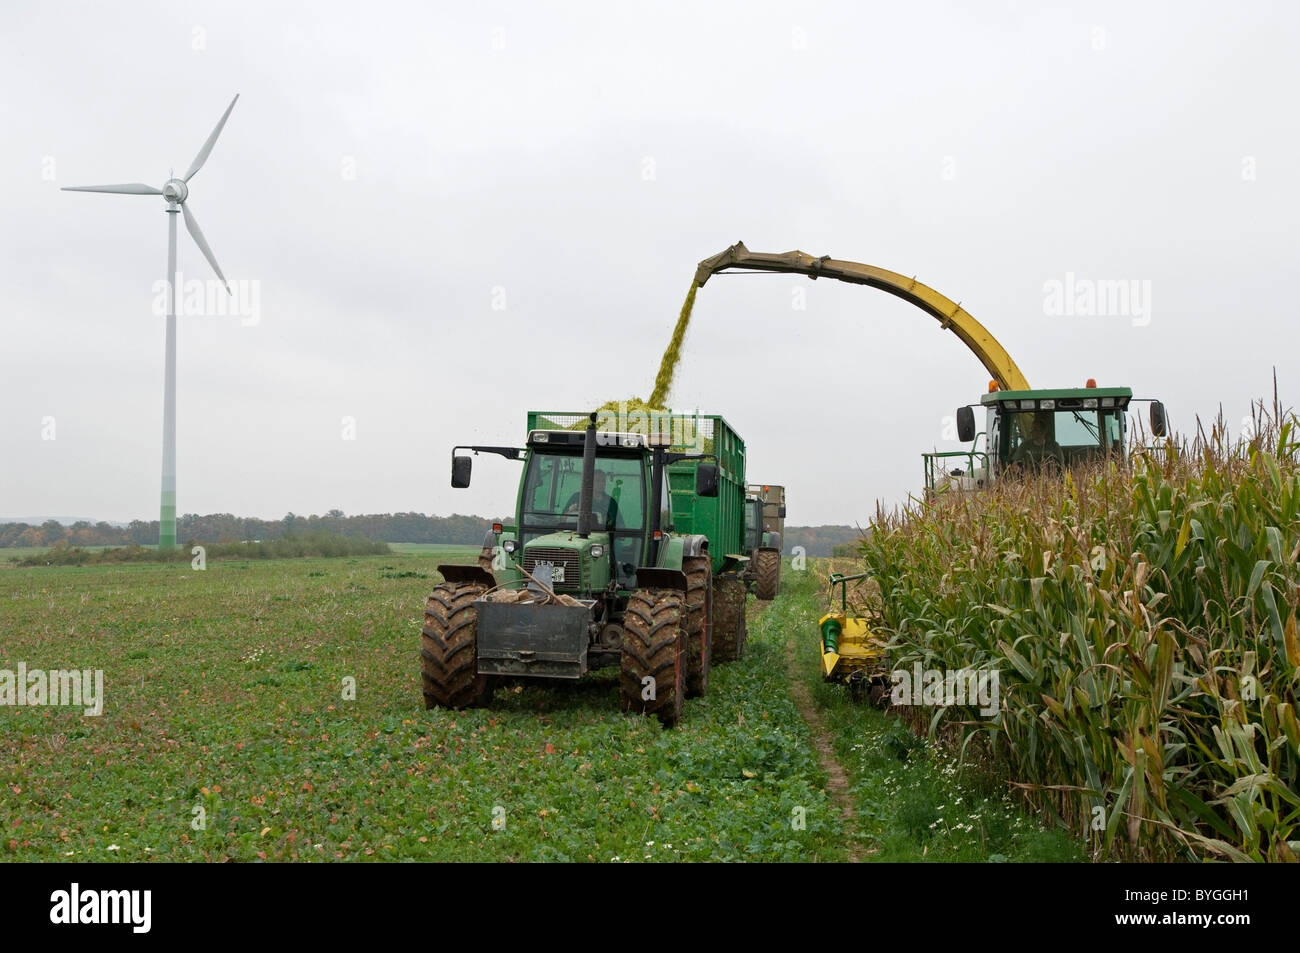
63;94;239;549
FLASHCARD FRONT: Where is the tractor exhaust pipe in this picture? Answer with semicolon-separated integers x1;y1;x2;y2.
576;412;598;539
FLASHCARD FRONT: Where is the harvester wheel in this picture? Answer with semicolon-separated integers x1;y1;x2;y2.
754;549;781;601
420;581;494;710
620;588;686;728
710;574;747;663
683;555;712;699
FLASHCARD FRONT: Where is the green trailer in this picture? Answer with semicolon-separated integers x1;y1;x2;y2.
420;408;752;727
664;415;747;575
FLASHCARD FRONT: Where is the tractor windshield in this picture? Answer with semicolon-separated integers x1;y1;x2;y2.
520;451;645;531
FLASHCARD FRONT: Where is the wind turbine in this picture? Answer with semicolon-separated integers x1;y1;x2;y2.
63;94;239;550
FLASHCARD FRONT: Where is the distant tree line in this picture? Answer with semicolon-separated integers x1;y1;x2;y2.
1;512;868;556
0;511;500;548
18;533;389;566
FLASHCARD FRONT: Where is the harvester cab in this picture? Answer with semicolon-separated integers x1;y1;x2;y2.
819;572;889;704
927;381;1169;492
424;408;752;727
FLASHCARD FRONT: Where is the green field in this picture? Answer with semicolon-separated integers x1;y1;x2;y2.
0;544;144;561
1;542;478;564
0;554;1067;862
386;543;482;557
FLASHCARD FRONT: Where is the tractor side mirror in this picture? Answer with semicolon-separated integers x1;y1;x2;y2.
956;406;976;443
777;505;787;519
696;463;719;498
451;455;472;488
1149;401;1168;438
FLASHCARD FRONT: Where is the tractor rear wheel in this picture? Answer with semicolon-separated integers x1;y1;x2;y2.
711;574;747;663
683;555;711;699
421;581;494;710
620;588;685;728
754;549;781;601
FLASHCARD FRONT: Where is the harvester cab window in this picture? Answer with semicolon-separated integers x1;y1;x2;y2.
1054;411;1100;452
1006;409;1127;468
1008;412;1065;468
1104;412;1122;449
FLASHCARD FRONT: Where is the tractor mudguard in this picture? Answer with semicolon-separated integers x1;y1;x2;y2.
438;564;496;588
634;567;688;591
679;534;709;558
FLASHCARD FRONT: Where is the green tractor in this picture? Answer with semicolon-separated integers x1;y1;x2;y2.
421;409;751;727
742;483;784;600
925;381;1168;492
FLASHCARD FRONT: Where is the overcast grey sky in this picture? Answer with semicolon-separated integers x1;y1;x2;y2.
2;1;1296;526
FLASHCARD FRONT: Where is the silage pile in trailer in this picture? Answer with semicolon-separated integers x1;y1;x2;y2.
861;404;1300;861
560;397;716;455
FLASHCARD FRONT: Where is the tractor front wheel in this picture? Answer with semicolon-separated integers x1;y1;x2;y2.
421;581;494;710
620;588;686;728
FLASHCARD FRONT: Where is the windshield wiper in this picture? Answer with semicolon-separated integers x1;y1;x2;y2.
1071;411;1101;441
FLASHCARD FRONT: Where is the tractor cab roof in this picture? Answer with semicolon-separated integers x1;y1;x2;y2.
526;429;665;451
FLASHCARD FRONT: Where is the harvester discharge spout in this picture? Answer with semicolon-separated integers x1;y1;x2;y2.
693;240;1030;392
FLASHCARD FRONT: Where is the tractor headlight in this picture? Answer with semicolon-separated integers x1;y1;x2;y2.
589;544;605;558
503;539;516;553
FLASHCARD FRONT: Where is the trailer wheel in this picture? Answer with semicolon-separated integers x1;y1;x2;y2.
683;556;711;699
710;574;747;663
755;549;781;601
421;581;494;710
620;588;685;728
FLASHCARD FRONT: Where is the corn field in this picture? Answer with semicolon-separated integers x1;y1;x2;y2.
862;401;1300;861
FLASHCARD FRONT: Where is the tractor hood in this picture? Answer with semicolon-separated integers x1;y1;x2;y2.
520;530;611;592
523;529;611;551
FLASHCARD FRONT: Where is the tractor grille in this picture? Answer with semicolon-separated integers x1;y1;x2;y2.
522;546;581;590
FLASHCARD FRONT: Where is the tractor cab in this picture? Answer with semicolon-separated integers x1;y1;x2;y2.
514;428;654;590
745;483;786;552
925;381;1167;492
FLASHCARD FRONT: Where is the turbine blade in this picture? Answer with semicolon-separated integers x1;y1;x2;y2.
61;183;161;195
181;202;229;292
184;93;239;182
